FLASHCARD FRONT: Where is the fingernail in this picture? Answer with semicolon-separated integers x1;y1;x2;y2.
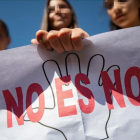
39;39;48;49
39;39;43;44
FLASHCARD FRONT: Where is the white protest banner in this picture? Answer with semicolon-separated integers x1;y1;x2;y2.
0;27;140;140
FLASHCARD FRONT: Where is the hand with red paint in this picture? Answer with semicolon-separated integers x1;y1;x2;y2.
31;28;89;53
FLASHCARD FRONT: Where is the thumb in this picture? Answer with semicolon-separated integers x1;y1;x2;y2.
31;39;38;44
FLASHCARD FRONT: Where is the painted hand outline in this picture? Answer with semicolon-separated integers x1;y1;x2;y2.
23;52;120;140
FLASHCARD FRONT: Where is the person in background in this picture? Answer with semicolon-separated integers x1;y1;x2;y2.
0;19;11;51
31;0;78;50
41;0;78;31
105;0;140;30
34;0;140;53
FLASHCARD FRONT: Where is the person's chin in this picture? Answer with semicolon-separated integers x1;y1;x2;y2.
55;23;67;29
118;22;133;29
114;19;128;29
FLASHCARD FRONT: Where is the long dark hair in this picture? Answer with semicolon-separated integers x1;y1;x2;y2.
0;19;10;37
41;0;78;31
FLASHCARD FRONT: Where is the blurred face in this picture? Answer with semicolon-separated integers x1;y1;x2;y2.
48;0;72;30
0;26;10;51
105;0;140;28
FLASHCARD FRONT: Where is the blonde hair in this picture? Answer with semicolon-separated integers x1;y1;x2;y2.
41;0;78;31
